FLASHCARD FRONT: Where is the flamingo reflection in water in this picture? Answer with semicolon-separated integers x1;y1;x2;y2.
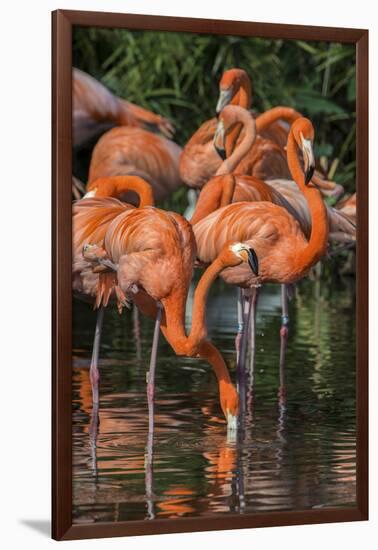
73;342;289;520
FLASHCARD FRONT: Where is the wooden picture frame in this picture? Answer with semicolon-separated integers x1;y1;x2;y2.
52;9;369;541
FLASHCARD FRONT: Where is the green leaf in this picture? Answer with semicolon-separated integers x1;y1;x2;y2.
294;89;345;115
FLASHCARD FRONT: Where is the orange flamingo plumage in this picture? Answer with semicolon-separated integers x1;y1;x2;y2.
74;177;259;429
73;176;154;314
179;68;308;188
180;68;340;194
73;68;174;148
179;68;252;188
336;192;357;224
192;105;355;244
87;126;183;202
198;106;353;374
192;118;329;390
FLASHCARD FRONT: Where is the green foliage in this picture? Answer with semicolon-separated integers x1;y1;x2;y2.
73;27;356;202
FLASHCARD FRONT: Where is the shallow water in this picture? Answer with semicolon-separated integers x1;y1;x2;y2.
72;274;356;523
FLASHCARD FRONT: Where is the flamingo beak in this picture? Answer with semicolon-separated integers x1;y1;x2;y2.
247;248;259;275
83;188;97;198
216;88;233;114
226;411;238;432
214;120;227;160
301;136;315;185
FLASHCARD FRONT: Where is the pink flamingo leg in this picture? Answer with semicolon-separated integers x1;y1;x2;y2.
235;288;245;363
279;284;290;368
145;429;155;520
237;291;253;415
239;292;253;370
133;304;142;360
89;306;105;406
89;402;99;475
248;287;259;376
146;304;163;434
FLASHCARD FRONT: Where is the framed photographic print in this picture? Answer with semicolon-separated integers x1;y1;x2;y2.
52;9;368;541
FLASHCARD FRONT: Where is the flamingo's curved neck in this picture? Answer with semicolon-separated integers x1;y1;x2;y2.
256;107;301;133
223;78;252;157
190;175;236;225
232;78;252;110
161;256;225;355
287;133;328;272
158;255;233;389
88;176;154;207
216;111;256;176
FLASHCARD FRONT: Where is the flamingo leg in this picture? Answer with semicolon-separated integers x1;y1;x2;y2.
133;304;142;361
89;401;99;475
145;428;155;520
237;292;253;415
240;292;253;371
235;288;245;364
146;304;163;434
279;285;289;368
248;287;259;377
89;306;105;406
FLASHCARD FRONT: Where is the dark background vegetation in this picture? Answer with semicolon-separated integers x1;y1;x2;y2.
73;27;356;208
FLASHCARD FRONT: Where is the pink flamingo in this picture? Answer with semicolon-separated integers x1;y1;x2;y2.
192;118;329;395
73;68;174;148
74;177;259;429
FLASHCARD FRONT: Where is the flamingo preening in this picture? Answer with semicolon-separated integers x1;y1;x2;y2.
179;67;338;192
190;106;354;368
73;68;174;148
193;118;329;400
72;64;354;439
74;176;259;429
192;105;355;242
180;68;304;188
179;68;252;189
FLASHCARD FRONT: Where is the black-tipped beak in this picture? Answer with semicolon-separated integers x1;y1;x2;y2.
305;165;315;185
301;136;315;186
213;119;226;160
247;248;259;276
215;145;227;161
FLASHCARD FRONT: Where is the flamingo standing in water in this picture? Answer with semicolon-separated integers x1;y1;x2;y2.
74;176;258;429
73;68;174;148
190;106;354;366
192;118;329;400
73;176;155;402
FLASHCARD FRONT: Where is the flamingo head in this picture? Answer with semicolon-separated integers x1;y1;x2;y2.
213;118;227;160
220;383;239;432
292;118;316;185
216;68;251;113
83;187;97;198
214;105;254;161
84;178;115;198
225;242;259;275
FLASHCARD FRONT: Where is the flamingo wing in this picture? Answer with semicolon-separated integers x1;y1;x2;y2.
88;127;183;200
